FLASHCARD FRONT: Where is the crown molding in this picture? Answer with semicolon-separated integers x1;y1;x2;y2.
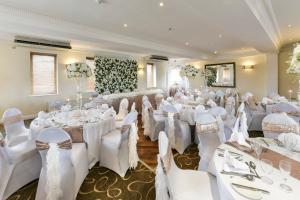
0;4;212;59
244;0;281;50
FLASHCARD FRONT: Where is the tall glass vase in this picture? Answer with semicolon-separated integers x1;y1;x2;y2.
76;77;83;111
298;80;300;104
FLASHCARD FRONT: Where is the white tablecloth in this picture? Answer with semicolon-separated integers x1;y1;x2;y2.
212;143;300;200
30;111;115;169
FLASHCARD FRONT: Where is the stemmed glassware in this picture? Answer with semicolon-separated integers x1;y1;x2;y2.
279;160;292;193
250;141;263;159
259;159;274;185
284;135;298;156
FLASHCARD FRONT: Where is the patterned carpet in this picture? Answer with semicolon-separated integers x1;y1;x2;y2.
2;118;261;200
7;144;199;200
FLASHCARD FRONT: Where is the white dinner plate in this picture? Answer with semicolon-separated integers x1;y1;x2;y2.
230;179;263;200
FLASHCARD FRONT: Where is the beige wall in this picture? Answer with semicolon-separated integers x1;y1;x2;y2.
278;43;300;99
187;54;269;100
0;42;147;117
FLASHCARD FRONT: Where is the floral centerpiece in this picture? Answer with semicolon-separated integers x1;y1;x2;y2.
66;62;92;78
180;65;199;77
66;62;93;110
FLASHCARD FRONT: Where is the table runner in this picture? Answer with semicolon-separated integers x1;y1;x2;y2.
226;142;300;180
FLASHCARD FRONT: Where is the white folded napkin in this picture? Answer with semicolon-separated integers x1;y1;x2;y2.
101;104;109;110
207;99;217;107
103;108;116;119
261;97;273;105
61;104;72;112
278;132;300;151
229;131;251;148
38;111;48;120
223;150;249;173
67;119;81;127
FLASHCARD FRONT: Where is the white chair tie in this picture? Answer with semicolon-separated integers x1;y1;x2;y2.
45;143;63;200
128;123;139;169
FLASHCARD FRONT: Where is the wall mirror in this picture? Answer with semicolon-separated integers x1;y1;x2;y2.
205;62;236;88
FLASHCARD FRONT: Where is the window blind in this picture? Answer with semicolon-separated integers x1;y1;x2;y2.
31;53;57;95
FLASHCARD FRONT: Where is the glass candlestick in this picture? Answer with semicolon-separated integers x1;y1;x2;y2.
288;89;293;102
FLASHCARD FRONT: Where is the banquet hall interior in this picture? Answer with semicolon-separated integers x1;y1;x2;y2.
1;0;300;200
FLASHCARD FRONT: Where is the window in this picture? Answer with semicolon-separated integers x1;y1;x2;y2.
146;63;156;88
31;52;57;95
86;57;96;92
167;67;182;88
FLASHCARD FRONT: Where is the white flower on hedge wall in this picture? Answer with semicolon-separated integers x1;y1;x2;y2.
287;44;300;74
181;65;199;77
66;62;92;78
94;56;138;94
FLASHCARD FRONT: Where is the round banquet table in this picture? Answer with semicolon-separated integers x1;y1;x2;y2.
30;109;115;169
211;139;300;200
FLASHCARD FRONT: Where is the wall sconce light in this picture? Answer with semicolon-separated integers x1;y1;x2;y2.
242;65;254;71
138;67;144;75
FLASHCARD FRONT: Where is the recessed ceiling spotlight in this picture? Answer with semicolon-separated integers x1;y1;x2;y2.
159;2;164;7
218;34;222;38
168;27;173;31
185;42;189;46
288;24;292;28
95;0;106;4
123;23;128;28
214;51;218;54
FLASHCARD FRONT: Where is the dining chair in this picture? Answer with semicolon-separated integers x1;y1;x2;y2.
35;128;88;200
143;100;165;141
155;131;218;200
2;108;30;146
196;113;225;173
0;131;41;200
115;98;129;121
262;113;299;139
163;104;191;154
100;111;139;177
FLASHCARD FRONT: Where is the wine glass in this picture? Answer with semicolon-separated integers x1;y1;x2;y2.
259;159;274;185
251;141;263;159
284;135;298;155
279;160;292;193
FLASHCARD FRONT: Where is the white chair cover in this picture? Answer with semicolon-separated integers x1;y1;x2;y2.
163;104;191;154
144;100;166;141
155;132;217;200
262;113;299;139
271;102;300;123
155;93;164;109
2;108;30;146
207;99;217;108
115;98;129;121
100;111;139;177
225;96;235;117
196;113;225;173
0;132;41;199
35;128;88;200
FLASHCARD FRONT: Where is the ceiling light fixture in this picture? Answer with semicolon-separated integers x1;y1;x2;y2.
185;42;189;46
214;51;218;54
159;2;164;7
123;24;128;28
288;24;292;28
218;34;222;38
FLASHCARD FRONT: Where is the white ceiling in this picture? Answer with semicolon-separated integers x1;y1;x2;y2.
0;0;297;59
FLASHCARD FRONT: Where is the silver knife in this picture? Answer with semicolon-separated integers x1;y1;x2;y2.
232;183;270;194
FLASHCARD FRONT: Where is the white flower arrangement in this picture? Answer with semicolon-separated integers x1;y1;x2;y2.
287;44;300;74
181;65;199;77
66;62;92;78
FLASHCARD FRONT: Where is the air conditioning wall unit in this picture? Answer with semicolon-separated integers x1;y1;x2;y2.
149;55;169;61
14;36;71;49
